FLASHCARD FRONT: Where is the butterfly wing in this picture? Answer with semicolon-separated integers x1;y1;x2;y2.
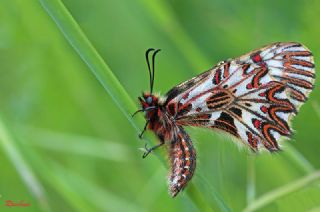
165;42;315;151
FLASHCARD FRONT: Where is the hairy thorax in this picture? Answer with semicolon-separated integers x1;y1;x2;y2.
146;107;177;142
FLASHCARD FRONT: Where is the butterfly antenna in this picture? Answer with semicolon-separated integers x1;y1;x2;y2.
151;49;161;94
145;48;155;94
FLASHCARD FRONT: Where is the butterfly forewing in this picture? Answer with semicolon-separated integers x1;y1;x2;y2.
165;42;315;151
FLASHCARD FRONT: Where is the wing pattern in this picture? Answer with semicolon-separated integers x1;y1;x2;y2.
165;42;315;152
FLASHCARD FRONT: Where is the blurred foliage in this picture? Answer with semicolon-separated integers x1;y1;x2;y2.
1;0;320;211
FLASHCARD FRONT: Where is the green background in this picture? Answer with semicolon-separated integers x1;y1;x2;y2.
1;0;320;211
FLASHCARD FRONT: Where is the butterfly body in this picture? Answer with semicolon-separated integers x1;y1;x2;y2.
136;42;315;197
139;92;196;197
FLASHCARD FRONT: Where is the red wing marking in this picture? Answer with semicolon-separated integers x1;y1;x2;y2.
251;51;263;63
213;68;222;85
246;131;258;151
206;90;234;110
223;62;230;78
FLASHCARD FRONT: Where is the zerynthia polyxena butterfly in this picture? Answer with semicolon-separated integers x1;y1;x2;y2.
133;42;315;197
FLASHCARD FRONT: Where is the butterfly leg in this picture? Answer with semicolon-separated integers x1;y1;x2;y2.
132;109;144;117
142;141;164;158
138;120;150;139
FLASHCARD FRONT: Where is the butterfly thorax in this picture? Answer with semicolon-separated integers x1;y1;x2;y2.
139;92;177;141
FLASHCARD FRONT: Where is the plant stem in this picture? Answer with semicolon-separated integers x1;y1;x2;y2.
138;0;211;70
246;155;256;205
0;115;50;211
285;143;315;174
244;171;320;212
39;0;140;132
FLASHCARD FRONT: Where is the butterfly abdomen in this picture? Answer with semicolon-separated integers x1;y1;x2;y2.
145;107;197;197
169;127;196;197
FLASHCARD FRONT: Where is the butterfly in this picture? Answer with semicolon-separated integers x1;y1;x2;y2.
133;42;315;197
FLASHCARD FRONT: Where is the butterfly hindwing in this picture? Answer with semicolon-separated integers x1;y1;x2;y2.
166;42;315;152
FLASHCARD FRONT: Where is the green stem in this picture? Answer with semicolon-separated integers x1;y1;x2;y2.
18;135;98;212
138;0;211;70
39;0;140;132
244;171;320;212
19;126;130;162
0;115;50;211
38;0;222;210
284;143;315;174
246;156;256;205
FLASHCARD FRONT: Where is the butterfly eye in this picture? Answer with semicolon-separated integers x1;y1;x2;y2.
146;96;153;104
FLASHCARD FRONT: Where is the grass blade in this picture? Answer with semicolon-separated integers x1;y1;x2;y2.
0;115;50;211
244;171;320;212
284;143;315;174
19;126;130;162
138;0;211;70
246;156;256;205
50;162;145;212
39;0;140;132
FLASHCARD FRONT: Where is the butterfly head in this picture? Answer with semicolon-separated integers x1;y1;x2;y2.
136;48;161;113
139;92;159;110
